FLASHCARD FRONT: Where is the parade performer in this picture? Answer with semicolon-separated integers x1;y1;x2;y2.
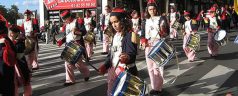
98;7;138;96
22;9;39;71
131;10;141;35
140;0;169;95
219;6;230;32
169;6;180;40
0;14;17;96
84;10;96;60
60;10;90;86
100;5;111;55
206;7;221;57
8;25;32;96
183;11;199;62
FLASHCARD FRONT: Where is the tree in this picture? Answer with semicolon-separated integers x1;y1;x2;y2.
0;4;19;24
7;5;19;24
0;5;8;18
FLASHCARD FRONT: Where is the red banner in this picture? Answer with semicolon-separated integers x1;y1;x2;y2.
43;0;58;10
44;0;97;10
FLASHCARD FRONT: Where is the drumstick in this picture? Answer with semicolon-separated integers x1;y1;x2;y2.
85;60;100;72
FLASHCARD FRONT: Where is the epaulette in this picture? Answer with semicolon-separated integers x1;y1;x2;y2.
77;18;84;25
131;31;139;44
192;19;197;24
32;19;38;24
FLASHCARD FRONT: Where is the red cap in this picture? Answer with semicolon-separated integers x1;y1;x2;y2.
184;11;190;16
212;4;218;8
24;9;32;15
60;10;70;18
111;7;125;13
110;7;126;19
209;7;216;12
147;0;156;5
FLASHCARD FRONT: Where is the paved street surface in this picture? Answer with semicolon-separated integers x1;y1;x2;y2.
20;29;238;96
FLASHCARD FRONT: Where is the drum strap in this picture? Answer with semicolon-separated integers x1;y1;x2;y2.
164;46;180;84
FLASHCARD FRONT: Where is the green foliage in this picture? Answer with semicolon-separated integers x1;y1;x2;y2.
0;4;20;24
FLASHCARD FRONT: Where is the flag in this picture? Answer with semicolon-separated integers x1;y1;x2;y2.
235;0;238;15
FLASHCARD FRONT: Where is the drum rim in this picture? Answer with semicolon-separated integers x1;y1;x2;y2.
214;30;226;41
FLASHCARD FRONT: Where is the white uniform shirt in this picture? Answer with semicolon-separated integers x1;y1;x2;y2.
145;16;161;40
24;20;33;36
184;20;192;34
170;12;177;22
104;13;110;27
132;18;139;31
65;19;78;43
84;17;91;31
209;17;218;30
112;32;123;67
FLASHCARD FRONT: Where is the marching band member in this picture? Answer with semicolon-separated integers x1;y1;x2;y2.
131;10;141;35
8;25;32;96
100;5;112;55
60;10;90;86
22;9;39;71
169;6;179;40
98;7;138;96
140;0;169;95
0;14;17;96
84;10;95;60
183;11;198;62
219;6;230;32
206;7;221;58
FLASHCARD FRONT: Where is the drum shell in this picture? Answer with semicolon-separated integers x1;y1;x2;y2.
172;21;181;29
24;37;35;55
186;34;200;51
111;72;146;96
147;39;175;67
60;41;85;64
84;31;95;43
104;27;114;37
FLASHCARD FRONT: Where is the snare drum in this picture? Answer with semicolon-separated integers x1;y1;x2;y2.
84;31;95;43
214;30;227;46
60;41;85;64
186;34;200;51
24;37;36;55
111;72;146;96
148;39;175;67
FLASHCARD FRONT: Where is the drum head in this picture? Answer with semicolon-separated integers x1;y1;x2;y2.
214;30;226;41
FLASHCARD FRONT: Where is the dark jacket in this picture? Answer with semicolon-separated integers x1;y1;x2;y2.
104;32;138;76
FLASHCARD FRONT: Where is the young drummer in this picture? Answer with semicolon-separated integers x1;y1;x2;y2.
22;9;40;71
206;7;221;57
60;10;90;86
0;14;17;96
98;7;138;96
183;11;199;62
140;0;169;95
8;25;32;96
84;10;95;60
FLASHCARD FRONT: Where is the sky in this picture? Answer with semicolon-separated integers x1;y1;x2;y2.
0;0;39;13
